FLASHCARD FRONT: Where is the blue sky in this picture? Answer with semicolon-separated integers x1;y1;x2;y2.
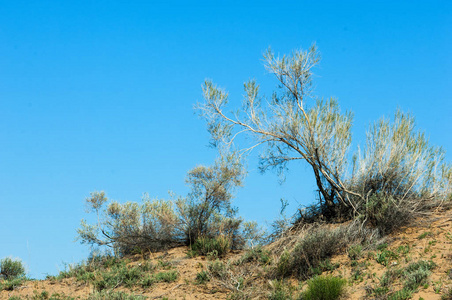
1;1;451;279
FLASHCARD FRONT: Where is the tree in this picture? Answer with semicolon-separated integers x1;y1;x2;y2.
197;45;452;226
198;45;360;220
177;152;253;248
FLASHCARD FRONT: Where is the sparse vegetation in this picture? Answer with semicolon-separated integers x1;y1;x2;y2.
3;45;452;300
191;235;231;257
0;257;26;280
299;275;347;300
87;291;147;300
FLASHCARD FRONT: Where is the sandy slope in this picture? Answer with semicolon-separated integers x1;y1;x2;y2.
2;210;451;300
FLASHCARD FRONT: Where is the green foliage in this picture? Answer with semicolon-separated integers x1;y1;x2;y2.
195;270;210;284
276;226;348;279
347;244;363;260
191;236;231;257
275;250;291;278
299;276;347;300
86;291;147;300
387;288;413;300
30;291;74;300
417;232;433;239
380;268;404;287
207;260;227;279
236;246;271;265
153;270;178;283
0;277;25;291
403;260;435;291
375;249;398;266
0;257;26;280
268;280;294;300
368;260;436;298
442;286;452;300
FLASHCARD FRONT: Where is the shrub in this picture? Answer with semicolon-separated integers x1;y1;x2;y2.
207;260;227;279
153;270;178;283
349;111;452;234
348;244;363;260
442;286;452;300
191;235;231;257
276;226;348;279
0;257;26;280
78;192;182;256
236;246;271;265
77;154;259;255
0;277;25;291
403;261;435;291
299;275;347;300
87;291;147;300
268;280;294;300
388;288;413;300
195;270;210;284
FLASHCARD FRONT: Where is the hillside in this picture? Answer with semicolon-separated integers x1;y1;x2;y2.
1;209;451;300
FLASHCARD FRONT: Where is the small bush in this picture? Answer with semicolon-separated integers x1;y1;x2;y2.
153;270;178;283
87;291;147;300
375;249;398;266
195;270;210;284
380;268;403;287
388;288;413;300
0;257;26;280
348;244;363;260
269;280;294;300
277;226;348;279
191;236;230;257
207;260;227;279
299;276;347;300
442;286;452;300
1;277;25;291
236;246;271;265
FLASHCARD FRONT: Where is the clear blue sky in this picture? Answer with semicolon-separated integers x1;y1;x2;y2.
1;1;451;279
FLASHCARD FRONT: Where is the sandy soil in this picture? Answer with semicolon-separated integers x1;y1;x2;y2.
2;210;451;300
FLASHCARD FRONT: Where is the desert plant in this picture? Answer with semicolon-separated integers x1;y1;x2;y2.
388;288;412;300
403;260;435;291
177;153;258;250
442;286;452;300
277;226;348;279
268;280;294;300
191;235;231;257
348;244;363;260
207;260;227;279
198;45;452;230
236;246;271;265
299;275;347;300
0;257;26;280
86;291;147;300
195;270;210;284
0;277;25;291
153;270;178;283
349;110;452;234
77;191;182;255
78;154;259;255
